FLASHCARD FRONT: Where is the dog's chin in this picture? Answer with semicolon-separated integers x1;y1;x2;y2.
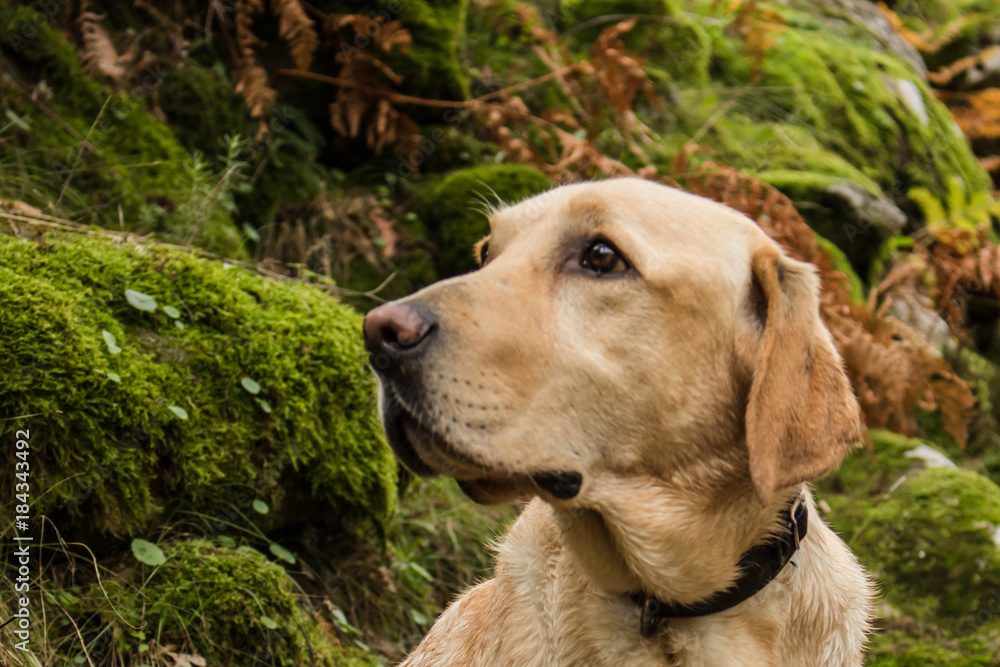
381;389;582;505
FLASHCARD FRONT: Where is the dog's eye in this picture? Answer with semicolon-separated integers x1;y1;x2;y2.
479;241;489;264
581;240;628;276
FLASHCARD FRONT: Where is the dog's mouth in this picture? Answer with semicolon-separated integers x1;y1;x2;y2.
380;387;582;503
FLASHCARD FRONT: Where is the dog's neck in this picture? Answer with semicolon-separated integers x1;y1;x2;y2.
551;458;803;608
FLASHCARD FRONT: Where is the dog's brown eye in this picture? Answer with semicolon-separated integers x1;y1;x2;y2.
581;240;628;275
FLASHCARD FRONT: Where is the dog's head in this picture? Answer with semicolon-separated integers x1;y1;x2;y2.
364;178;860;508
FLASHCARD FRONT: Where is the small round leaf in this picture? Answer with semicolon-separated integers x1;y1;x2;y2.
269;542;296;564
241;377;261;395
131;538;166;566
102;330;122;354
125;289;157;312
255;398;272;414
174;320;185;330
252;499;270;515
163;305;181;318
260;615;278;630
107;372;121;383
168;405;189;420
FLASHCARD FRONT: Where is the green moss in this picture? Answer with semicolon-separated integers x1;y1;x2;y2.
867;627;998;666
0;6;244;256
411;164;554;276
815;234;866;304
0;231;395;538
561;0;711;84
661;1;993;270
158;64;251;157
47;538;379;666
850;467;1000;626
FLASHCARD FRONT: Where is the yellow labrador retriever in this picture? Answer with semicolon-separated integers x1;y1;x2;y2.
363;178;873;666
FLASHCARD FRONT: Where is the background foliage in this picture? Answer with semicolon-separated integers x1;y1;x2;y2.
2;0;1000;664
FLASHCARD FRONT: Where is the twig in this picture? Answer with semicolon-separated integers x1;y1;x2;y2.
276;64;582;109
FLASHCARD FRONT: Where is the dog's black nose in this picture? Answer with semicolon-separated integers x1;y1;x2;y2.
363;301;436;362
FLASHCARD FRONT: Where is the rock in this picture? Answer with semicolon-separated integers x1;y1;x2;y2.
55;538;378;666
0;231;396;538
787;0;928;76
883;280;957;355
851;466;1000;626
904;443;957;468
887;77;930;125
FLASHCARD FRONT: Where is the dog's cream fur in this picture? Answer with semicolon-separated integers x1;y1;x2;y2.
368;178;873;666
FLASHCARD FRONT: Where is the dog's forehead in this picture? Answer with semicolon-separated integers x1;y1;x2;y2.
489;178;765;279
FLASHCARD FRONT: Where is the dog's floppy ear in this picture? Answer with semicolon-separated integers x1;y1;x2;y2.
745;243;862;505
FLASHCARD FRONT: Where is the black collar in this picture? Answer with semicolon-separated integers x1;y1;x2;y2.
628;493;809;638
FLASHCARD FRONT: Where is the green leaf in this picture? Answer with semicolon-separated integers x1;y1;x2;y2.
167;405;189;420
163;305;181;318
242;222;260;242
241;377;261;394
138;644;149;653
5;109;30;131
124;289;157;312
102;330;121;354
217;535;237;548
252;499;270;515
131;539;166;566
255;398;272;413
260;615;278;630
409;562;433;582
174;320;185;330
106;372;121;383
101;330;120;352
269;542;296;564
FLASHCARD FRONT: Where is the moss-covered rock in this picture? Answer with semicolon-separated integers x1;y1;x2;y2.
411;164;554;276
48;538;378;666
0;230;395;538
819;431;1000;661
847;466;1000;626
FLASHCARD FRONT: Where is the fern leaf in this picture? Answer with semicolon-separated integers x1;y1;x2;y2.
271;0;319;71
78;3;125;82
234;0;277;121
909;187;948;227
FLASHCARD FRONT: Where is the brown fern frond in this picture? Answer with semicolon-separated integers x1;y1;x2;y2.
234;0;277;121
589;19;660;114
936;88;1000;143
272;0;319;71
980;155;1000;173
373;20;412;53
875;3;931;51
713;0;785;76
324;14;420;159
928;45;1000;86
77;3;125;82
